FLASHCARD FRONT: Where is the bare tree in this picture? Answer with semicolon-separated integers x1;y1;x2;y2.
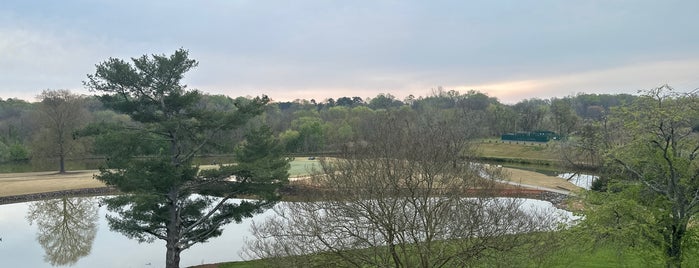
244;111;564;267
33;89;89;173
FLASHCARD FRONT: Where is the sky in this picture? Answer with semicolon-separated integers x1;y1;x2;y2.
2;0;698;104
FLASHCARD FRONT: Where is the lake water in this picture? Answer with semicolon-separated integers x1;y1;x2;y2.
0;196;575;268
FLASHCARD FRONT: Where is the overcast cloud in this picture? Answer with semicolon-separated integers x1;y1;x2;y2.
1;0;698;103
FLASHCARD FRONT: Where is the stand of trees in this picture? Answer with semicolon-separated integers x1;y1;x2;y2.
0;98;32;162
1;82;641;170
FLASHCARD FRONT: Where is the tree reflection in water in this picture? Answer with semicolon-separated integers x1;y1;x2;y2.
26;196;99;266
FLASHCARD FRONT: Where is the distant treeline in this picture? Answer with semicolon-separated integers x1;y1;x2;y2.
0;89;638;163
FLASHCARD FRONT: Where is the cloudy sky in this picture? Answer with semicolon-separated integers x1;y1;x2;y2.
2;0;698;103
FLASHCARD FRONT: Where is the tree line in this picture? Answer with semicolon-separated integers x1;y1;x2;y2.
1;84;638;166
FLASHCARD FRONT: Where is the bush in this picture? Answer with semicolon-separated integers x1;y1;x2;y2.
8;143;30;161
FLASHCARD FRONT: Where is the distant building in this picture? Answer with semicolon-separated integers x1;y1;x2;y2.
501;131;559;142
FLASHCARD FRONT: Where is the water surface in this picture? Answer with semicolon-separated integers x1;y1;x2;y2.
0;196;269;268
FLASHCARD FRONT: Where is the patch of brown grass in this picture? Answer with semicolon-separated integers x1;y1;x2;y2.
0;170;105;197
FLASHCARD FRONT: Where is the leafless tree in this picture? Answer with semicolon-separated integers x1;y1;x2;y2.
244;111;564;267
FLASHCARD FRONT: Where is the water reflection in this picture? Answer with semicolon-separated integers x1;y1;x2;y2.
26;196;99;266
557;173;598;190
1;197;261;267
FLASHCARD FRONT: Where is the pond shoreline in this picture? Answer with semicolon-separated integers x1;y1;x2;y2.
0;184;571;209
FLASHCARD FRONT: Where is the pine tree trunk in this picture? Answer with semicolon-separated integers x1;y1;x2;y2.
166;241;181;268
166;189;181;268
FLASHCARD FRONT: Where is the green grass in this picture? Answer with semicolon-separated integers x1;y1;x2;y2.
535;246;663;267
215;246;679;268
288;158;322;177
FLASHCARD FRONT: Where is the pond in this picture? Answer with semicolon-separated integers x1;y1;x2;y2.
0;196;576;268
0;196;273;268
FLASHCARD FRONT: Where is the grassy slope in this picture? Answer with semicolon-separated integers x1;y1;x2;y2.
477;139;561;164
198;234;688;268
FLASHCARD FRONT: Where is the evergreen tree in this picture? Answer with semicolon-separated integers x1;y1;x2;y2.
84;49;288;268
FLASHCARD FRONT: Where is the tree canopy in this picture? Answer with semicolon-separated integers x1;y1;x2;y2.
33;89;89;173
581;85;699;267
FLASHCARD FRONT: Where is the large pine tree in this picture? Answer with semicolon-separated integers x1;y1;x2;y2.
84;49;289;268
